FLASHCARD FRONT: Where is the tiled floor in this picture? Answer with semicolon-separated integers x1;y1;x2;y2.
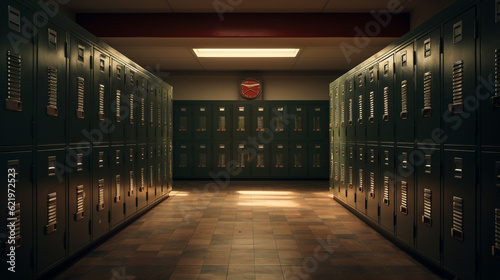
55;181;442;280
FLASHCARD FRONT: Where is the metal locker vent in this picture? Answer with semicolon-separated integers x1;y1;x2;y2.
341;101;345;126
334;162;339;181
295;116;302;131
341;84;345;97
114;175;121;203
313;116;321;131
140;168;145;191
313;154;321;168
382;87;389;121
335;97;340;128
276;116;284;131
198;116;207;131
149;166;154;188
115;90;121;122
348;99;353;125
150;102;154;126
349;79;354;92
7;203;22;248
8;6;21;32
257;153;265;167
218;153;226;167
199;153;207;167
6;51;22;111
129;94;134;124
115;150;120;165
179;117;187;131
369;91;375;123
97;179;105;211
76;153;83;172
358;95;363;124
400;80;408;119
358;73;363;87
452;196;464;241
276;153;284;168
75;185;85;221
400;181;408;215
348;166;353;188
493;49;500;107
359;148;364;161
98;151;104;168
46;192;57;234
47;66;58;116
369;172;375;198
449;60;464;114
423;72;432;117
425;155;432;174
129;72;135;87
76;77;85;118
493;208;500;257
340;164;345;184
453;21;463;44
384;151;389;166
48;156;57;177
98;84;105;120
423;188;432;226
158;103;161;127
129;171;134;196
294;153;302;167
383;176;390;205
141;94;145;125
358;169;363;192
237;116;245;131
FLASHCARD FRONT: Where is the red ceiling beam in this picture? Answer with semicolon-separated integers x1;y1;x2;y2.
75;13;409;38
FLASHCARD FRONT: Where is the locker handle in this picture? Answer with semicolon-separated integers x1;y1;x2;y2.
422;215;432;226
400;206;408;215
451;228;463;241
492;95;500;107
454;158;463;179
45;223;58;235
383;198;389;205
75;211;84;221
6;100;22;112
493;246;500;258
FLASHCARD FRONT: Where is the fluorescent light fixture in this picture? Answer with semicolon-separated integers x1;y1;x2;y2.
193;48;300;58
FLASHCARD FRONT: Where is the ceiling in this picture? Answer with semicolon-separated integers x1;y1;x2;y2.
62;0;440;73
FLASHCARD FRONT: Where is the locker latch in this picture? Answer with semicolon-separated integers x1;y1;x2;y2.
48;28;57;49
424;38;431;58
401;153;408;169
425;155;432;174
48;156;57;176
493;208;500;258
453;21;463;44
384;151;389;166
454;158;463;179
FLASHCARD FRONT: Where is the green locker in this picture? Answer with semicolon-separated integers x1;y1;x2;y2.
379;146;395;234
270;103;289;140
167;140;173;192
346;78;356;141
193;104;212;140
174;103;192;140
338;142;347;202
339;82;347;142
271;142;289;177
355;71;366;142
308;104;327;140
355;144;366;214
308;142;327;178
147;144;158;202
332;83;341;142
346;143;356;208
395;44;415;144
155;84;162;141
67;147;91;256
443;8;477;146
124;66;137;143
92;48;110;144
416;29;441;143
124;145;137;218
136;74;148;143
213;103;231;139
479;151;500;279
378;55;395;143
233;141;252;177
252;104;269;137
213;141;231;175
333;143;340;198
68;35;91;144
110;58;125;143
366;145;379;223
396;146;415;246
36;149;66;275
1;3;34;147
289;103;308;140
168;88;174;143
443;149;476;279
147;80;157;141
415;147;441;264
329;84;336;144
36;22;67;146
193;141;212;178
290;142;307;178
233;104;251;139
110;146;125;227
252;143;269;177
162;142;168;196
173;141;192;178
366;64;379;143
0;150;33;280
156;143;163;199
136;145;148;210
161;88;168;141
91;146;110;240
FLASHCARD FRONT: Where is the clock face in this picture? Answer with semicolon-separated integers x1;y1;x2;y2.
240;78;261;100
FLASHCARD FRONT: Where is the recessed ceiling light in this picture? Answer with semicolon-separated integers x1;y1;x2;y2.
193;48;300;58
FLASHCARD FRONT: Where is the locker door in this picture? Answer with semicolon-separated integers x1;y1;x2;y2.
396;147;415;246
233;104;251;139
332;84;341;142
252;104;269;137
68;35;91;144
395;44;415;144
0;151;33;279
136;145;148;210
479;151;500;278
0;3;34;147
416;29;441;143
233;141;252;177
37;22;67;145
338;142;347;202
148;144;158;202
415;148;441;263
480;1;500;147
147;80;156;141
252;143;269;177
156;143;163;199
110;146;125;227
36;150;66;274
379;146;395;234
346;78;356;141
173;142;192;178
308;142;327;178
366;64;379;143
290;142;307;178
329;83;336;144
270;104;289;140
174;104;193;140
136;74;148;143
110;58;125;143
443;8;476;146
155;84;162;141
366;146;379;222
124;66;137;143
443;150;476;279
91;147;110;240
92;49;110;144
213;141;231;175
355;71;366;142
162;142;169;196
346;143;356;208
213;103;231;139
378;55;395;143
162;88;168;141
333;143;340;199
355;144;367;214
67;147;91;255
290;103;308;140
167;88;174;142
193;104;212;140
167;140;173;192
125;146;137;217
194;141;212;178
271;142;289;177
308;104;328;140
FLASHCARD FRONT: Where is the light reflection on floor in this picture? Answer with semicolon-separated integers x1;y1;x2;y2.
237;190;299;207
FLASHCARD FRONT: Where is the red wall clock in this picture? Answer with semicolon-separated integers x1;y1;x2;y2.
240;78;262;100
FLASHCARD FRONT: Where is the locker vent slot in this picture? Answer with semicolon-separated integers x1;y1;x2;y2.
384;151;389;166
384;62;389;75
422;188;432;226
358;73;363;87
294;116;302;131
198;153;207;167
129;93;134;124
358;169;363;192
493;208;500;257
6;51;22;111
424;38;431;57
401;51;407;67
335;95;340;128
449;61;464;114
348;166;353;188
217;116;226;131
341;101;345;126
140;168;145;191
75;185;85;221
129;171;134;196
150;165;154;188
334;162;338;181
369;172;375;198
382;87;389;121
99;58;105;72
76;77;85;118
400;181;408;215
369;91;375;123
453;21;463;43
400;80;408;119
158;103;161;126
98;151;104;168
48;156;57;177
348;99;353;126
256;116;264;131
358;95;363;124
275;153;284;167
294;153;302;167
349;146;353;159
116;65;121;80
115;90;121;122
452;196;464;241
158;164;161;184
370;149;375;163
97;179;105;211
48;29;57;49
313;116;321;131
150;102;154;126
98;84;105;120
493;49;500;107
257;153;264;167
179;116;187;131
349;79;354;91
423;72;432;117
47;66;58;116
237;116;245;131
218;153;226;167
402;152;408;169
115;150;121;164
454;157;463;179
313;154;321;168
425;155;432;174
46;192;57;234
76;153;83;172
237;153;247;167
359;148;364;161
198;116;207;131
77;45;85;62
275;116;284;131
340;164;345;184
141;93;145;125
341;84;345;96
8;6;21;32
383;176;390;205
129;71;135;87
114;175;121;203
6;203;22;249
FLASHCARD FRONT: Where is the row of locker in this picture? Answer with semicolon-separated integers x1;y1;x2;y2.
1;143;172;279
174;101;328;141
174;141;328;178
329;1;500;148
1;0;173;149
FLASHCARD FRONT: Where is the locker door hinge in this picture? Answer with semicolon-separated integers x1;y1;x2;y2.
378;205;381;216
